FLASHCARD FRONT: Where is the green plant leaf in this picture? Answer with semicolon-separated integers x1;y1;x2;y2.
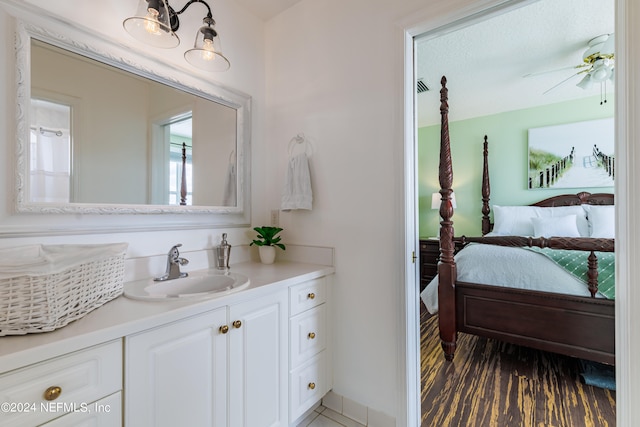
250;226;286;250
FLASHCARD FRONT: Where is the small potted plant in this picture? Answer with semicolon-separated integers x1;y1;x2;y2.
250;226;286;264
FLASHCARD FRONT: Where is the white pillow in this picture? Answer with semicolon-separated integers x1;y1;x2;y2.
537;205;590;237
492;204;589;237
583;205;615;238
492;205;539;236
531;215;581;238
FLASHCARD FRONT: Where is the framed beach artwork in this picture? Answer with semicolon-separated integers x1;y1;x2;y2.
527;118;614;189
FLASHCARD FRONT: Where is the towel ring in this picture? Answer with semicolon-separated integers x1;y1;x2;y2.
288;133;313;158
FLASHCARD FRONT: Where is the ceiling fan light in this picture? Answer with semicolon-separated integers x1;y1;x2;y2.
591;63;611;82
576;74;593;90
123;0;179;48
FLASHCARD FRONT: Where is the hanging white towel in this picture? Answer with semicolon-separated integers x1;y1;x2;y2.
281;152;312;211
222;162;236;206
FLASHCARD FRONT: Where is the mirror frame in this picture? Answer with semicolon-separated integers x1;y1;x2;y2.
13;15;251;227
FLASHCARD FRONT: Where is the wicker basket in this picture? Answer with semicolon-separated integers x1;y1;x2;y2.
0;243;127;336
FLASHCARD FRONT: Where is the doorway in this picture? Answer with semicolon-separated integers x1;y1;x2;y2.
405;0;618;424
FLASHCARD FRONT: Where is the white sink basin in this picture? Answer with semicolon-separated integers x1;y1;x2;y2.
124;270;250;301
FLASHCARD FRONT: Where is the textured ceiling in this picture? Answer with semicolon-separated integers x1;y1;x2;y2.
416;0;615;127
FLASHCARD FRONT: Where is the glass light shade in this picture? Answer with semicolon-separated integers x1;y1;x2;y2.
591;59;612;82
576;74;593;90
184;25;230;72
123;0;180;48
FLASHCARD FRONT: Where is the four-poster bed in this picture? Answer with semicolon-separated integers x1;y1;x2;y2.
429;76;615;365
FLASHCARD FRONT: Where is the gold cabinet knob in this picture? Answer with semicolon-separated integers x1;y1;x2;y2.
307;292;315;300
44;386;62;401
232;320;242;328
308;382;316;390
308;332;316;339
219;325;229;334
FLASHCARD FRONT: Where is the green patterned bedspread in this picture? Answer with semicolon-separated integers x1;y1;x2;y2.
526;247;615;299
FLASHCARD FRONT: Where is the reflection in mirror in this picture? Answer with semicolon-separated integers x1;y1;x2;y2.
169;119;193;205
29;39;237;208
29;99;71;204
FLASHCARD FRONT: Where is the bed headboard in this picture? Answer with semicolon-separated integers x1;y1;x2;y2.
480;136;615;235
531;192;614;207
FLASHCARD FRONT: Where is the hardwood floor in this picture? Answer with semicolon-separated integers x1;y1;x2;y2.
420;307;616;426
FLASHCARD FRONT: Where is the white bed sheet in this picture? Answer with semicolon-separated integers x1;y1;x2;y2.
420;243;604;314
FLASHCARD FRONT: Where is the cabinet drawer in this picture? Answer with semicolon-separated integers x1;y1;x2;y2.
289;352;327;422
0;340;122;427
290;278;326;316
290;305;326;369
42;392;121;426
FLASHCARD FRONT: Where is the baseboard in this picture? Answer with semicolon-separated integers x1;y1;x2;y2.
322;390;396;427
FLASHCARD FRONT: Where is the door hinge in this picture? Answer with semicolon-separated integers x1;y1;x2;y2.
412;251;417;263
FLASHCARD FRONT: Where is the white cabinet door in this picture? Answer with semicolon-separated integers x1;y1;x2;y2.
125;308;228;427
228;291;288;427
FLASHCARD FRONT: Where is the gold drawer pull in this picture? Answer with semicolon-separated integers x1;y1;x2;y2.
219;325;229;334
44;386;62;401
232;320;242;328
308;332;316;339
308;382;316;390
307;292;315;300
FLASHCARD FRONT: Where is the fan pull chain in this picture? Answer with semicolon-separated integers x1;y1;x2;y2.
601;81;607;105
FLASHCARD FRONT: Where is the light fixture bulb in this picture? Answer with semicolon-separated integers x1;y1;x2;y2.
201;38;215;61
143;8;161;35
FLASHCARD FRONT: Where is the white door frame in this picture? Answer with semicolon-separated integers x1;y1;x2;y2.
400;0;637;425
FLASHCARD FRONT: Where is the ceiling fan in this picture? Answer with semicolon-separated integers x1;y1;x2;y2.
525;33;615;100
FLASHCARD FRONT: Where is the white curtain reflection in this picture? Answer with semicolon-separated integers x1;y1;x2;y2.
30;99;71;203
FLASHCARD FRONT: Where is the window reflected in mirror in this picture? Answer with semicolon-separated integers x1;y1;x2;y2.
29;98;71;203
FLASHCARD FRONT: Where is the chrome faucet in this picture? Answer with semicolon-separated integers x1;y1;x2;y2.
154;244;189;281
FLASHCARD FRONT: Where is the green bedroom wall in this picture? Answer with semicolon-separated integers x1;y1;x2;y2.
418;94;614;237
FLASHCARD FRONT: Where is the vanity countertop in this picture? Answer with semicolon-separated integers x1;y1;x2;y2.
0;261;335;374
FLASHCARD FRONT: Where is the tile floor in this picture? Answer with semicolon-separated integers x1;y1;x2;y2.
296;406;366;427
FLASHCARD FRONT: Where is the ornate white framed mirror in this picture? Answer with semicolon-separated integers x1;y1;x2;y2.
9;7;251;233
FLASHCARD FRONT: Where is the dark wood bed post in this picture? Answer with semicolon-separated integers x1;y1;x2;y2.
438;76;457;361
180;142;187;206
481;136;491;235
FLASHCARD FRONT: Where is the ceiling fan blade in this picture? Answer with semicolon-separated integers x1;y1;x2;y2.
542;72;581;95
523;64;587;78
601;33;615;55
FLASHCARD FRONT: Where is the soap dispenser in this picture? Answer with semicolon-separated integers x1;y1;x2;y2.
216;233;231;271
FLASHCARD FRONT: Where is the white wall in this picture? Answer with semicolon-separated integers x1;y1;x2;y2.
266;0;640;425
264;0;427;416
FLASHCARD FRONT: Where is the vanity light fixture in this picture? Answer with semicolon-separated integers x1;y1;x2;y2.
123;0;230;72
